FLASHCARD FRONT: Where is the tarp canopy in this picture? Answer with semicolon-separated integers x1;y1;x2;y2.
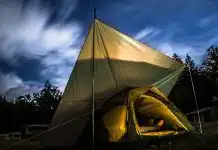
42;19;186;147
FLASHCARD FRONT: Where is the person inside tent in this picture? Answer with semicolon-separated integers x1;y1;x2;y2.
138;117;165;133
134;98;165;133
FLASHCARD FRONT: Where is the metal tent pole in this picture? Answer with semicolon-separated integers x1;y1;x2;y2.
92;7;96;150
188;65;203;134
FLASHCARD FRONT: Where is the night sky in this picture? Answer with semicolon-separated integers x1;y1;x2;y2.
1;0;218;99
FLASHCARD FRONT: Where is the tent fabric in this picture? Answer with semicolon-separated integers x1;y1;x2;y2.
42;19;185;147
153;66;185;96
129;87;194;132
100;86;194;142
129;87;194;137
103;105;127;142
133;96;187;131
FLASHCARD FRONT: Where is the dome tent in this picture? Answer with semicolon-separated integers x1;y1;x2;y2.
94;86;194;143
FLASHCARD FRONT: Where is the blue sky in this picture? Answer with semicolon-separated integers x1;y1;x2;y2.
0;0;218;98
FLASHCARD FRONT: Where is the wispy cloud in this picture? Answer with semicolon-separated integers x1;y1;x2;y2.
155;42;204;64
133;25;201;63
134;27;161;41
0;0;82;61
3;84;41;100
199;14;218;27
0;69;42;99
0;0;82;95
156;42;175;57
40;63;74;92
0;70;23;94
133;21;218;65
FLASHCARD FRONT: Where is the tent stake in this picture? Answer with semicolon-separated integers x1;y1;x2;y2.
188;65;202;134
92;6;96;150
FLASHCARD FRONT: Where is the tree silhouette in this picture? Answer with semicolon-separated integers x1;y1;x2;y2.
172;53;183;63
34;80;62;123
0;80;62;133
201;46;218;74
200;46;218;98
184;54;199;75
0;95;7;106
169;54;199;112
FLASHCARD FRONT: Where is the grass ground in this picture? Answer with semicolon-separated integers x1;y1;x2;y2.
1;121;218;150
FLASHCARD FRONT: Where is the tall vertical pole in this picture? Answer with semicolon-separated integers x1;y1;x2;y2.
92;6;96;150
188;66;202;134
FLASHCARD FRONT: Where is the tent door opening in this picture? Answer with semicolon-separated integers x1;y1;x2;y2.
133;98;166;133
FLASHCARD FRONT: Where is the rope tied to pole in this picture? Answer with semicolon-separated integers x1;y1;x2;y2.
187;64;203;134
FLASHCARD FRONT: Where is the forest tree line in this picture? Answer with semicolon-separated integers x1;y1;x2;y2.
0;81;62;133
0;46;217;133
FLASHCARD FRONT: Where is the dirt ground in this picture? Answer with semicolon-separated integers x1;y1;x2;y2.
1;121;218;150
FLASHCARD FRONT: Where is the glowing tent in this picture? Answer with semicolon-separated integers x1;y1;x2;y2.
42;19;194;147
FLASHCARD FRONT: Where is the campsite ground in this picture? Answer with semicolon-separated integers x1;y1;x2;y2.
1;122;218;150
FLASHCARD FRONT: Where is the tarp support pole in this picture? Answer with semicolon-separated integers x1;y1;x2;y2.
92;6;96;150
188;65;202;134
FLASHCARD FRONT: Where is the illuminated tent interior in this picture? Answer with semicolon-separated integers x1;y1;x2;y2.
93;86;194;143
42;19;195;147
